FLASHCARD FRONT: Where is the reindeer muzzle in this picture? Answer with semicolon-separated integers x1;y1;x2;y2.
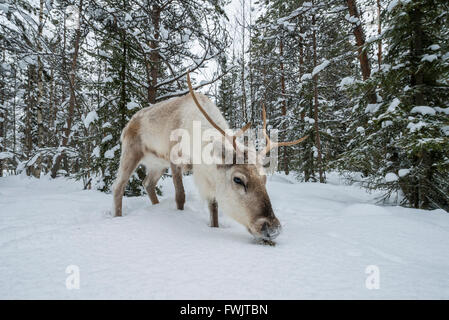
260;221;282;240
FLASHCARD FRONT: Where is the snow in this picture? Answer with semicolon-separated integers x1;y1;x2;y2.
429;44;440;51
338;76;355;90
365;103;381;114
91;146;100;158
300;73;312;81
160;27;169;40
98;50;109;58
0;4;9;13
385;172;399;182
398;169;410;177
392;63;405;70
126;101;139;110
356;127;365;133
104;145;120;159
387;98;400;112
312;60;330;77
387;0;400;12
442;126;449;136
302;2;312;8
382;120;393;128
304;116;315;124
0;152;14;160
366;35;381;44
435;107;449;115
345;14;359;24
407;121;426;133
421;54;438;62
101;134;113;144
410;106;436;116
1;173;448;299
83;111;98;128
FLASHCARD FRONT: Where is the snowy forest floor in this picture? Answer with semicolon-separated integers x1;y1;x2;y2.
1;172;448;299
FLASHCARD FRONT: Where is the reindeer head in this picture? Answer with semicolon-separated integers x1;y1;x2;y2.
187;72;308;241
215;159;282;241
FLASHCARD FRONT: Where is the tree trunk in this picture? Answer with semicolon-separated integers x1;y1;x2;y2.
312;10;324;183
410;6;425;106
25;65;35;176
49;68;55;129
248;0;254;123
34;0;44;178
148;4;161;104
279;39;289;175
51;0;83;178
0;50;5;177
298;24;308;179
298;25;304;84
346;0;371;81
240;0;248;124
12;67;17;174
377;0;382;67
119;17;128;130
410;5;426;208
0;69;4;177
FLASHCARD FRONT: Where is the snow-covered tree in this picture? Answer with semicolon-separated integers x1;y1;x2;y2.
339;0;449;210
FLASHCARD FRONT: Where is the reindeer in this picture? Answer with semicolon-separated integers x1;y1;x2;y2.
112;72;307;241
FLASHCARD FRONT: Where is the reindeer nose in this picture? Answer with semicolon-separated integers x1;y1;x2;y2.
261;221;281;240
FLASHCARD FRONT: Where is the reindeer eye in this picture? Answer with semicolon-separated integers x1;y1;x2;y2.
233;177;247;192
233;177;244;185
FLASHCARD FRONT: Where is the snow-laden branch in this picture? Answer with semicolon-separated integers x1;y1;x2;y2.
155;70;229;102
312;60;330;77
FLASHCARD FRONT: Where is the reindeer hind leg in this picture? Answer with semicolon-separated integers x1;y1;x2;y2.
113;147;142;217
143;167;165;205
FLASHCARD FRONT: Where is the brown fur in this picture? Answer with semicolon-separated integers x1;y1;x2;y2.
123;117;140;141
170;163;185;210
143;168;164;205
144;145;169;162
208;199;218;227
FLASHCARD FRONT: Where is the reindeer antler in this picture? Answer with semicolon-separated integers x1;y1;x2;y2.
187;71;251;149
260;104;308;157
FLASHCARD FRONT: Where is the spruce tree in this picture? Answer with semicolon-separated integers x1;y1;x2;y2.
340;0;449;210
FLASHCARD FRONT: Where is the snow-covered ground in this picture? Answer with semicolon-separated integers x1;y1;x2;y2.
1;172;448;299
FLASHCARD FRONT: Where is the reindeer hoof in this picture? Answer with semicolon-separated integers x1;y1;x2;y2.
258;239;276;246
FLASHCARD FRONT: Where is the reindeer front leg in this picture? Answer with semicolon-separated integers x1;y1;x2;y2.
171;163;185;210
208;199;219;227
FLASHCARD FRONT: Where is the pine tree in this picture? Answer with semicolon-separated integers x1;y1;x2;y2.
339;0;449;210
